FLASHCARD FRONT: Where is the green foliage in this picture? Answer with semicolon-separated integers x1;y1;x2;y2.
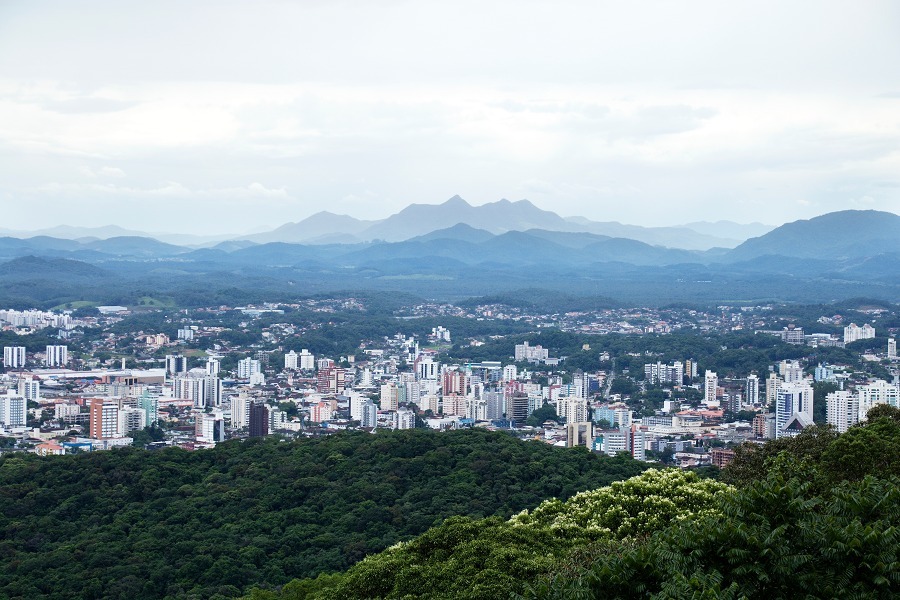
131;424;166;448
608;377;637;396
257;470;731;600
526;402;562;426
529;475;900;599
724;406;900;488
0;429;646;600
521;409;900;599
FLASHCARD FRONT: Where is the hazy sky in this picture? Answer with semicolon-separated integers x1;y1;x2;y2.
2;1;899;234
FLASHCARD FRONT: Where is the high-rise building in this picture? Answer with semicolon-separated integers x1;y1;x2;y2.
17;377;40;401
644;362;684;386
310;400;337;423
416;356;439;380
566;421;593;448
138;392;159;426
779;360;803;383
298;349;315;370
249;401;269;437
119;406;147;434
888;338;897;359
844;323;875;344
317;366;346;394
508;393;530;423
484;391;504;420
230;394;251;428
174;370;222;408
704;371;718;405
237;358;261;379
766;373;782;407
89;398;120;439
514;342;549;362
857;379;900;421
684;359;699;380
195;411;225;444
284;350;299;370
781;325;805;345
441;394;466;417
206;357;220;377
165;354;188;377
558;396;588;424
775;381;814;438
44;345;68;367
3;346;26;369
380;383;400;411
826;390;859;433
442;369;467;395
361;399;377;428
419;394;439;414
0;392;26;427
396;409;416;430
745;374;759;405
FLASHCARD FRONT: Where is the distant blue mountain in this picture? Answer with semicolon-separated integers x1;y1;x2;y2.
726;210;900;261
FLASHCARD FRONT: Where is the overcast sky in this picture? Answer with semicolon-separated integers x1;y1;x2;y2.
1;0;899;234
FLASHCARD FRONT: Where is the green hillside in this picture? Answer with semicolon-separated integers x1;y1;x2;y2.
247;408;900;600
0;429;646;600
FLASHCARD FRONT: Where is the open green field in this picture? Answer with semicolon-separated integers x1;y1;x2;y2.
50;300;98;311
134;296;177;307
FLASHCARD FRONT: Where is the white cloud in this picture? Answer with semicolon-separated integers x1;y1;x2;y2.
0;1;899;231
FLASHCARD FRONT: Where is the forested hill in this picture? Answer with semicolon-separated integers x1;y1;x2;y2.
0;429;646;600
248;407;900;600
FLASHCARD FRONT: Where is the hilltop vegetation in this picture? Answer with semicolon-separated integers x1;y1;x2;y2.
248;408;900;600
249;470;730;600
0;429;646;600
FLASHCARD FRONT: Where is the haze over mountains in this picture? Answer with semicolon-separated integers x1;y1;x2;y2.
0;200;897;307
0;196;768;250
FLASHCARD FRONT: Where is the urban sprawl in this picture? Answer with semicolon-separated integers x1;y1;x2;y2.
0;301;896;471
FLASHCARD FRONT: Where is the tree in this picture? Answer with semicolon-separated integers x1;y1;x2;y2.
527;403;562;427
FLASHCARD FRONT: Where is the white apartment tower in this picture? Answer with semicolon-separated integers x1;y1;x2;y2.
237;358;261;379
3;346;26;369
0;392;26;427
296;350;314;370
704;371;718;405
826;390;859;433
230;394;251;428
44;345;68;367
745;374;759;406
17;377;40;401
844;323;875;344
416;357;439;381
206;357;221;377
857;380;900;421
889;338;897;359
779;360;803;383
284;350;299;370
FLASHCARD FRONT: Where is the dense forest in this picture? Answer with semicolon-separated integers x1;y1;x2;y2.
0;429;646;599
247;407;900;599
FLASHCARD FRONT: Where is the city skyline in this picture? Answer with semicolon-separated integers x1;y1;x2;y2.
1;1;899;234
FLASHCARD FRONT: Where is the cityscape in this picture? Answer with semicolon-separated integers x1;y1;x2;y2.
1;300;896;470
2;1;899;598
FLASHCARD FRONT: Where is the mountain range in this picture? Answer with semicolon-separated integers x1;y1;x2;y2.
0;196;769;251
0;205;897;307
238;196;765;250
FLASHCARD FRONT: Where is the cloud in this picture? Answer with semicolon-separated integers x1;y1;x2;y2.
40;97;139;114
79;165;126;178
36;180;290;202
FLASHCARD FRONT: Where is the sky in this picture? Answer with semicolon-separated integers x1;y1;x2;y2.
1;0;899;235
